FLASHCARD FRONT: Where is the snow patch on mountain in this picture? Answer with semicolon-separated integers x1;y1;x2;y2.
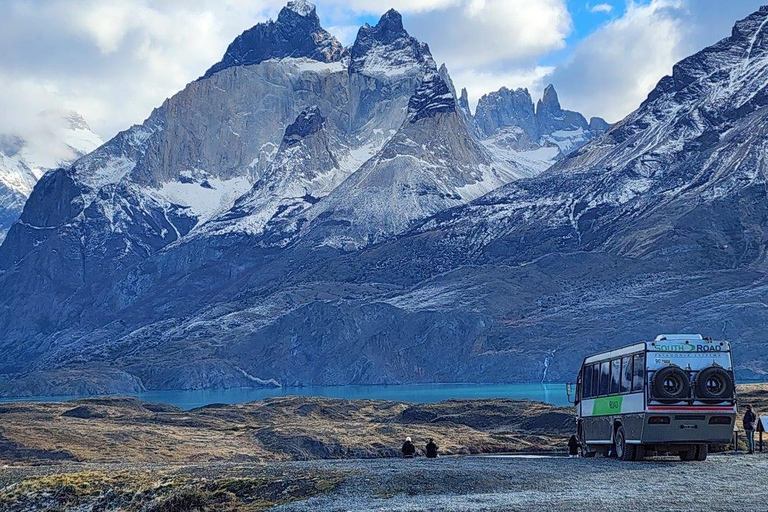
151;175;253;225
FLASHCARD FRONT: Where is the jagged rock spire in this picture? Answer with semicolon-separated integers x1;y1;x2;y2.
286;0;316;18
408;71;456;122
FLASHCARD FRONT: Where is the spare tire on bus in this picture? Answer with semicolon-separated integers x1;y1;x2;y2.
652;365;690;400
695;366;734;401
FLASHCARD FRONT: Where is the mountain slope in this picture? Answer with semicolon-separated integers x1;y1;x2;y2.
299;69;519;249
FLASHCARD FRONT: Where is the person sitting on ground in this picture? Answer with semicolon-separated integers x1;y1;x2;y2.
568;434;579;457
402;437;416;458
425;438;438;459
743;404;758;454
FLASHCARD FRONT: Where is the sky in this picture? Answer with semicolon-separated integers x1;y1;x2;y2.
0;0;765;142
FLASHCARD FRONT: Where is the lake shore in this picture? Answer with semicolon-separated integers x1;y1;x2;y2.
2;385;767;510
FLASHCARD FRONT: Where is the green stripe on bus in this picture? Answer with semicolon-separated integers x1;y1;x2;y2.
592;396;623;416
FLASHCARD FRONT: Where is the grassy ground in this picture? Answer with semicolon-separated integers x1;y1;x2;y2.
0;396;574;465
0;465;345;511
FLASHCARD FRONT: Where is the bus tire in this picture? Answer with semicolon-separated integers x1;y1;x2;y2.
633;445;646;461
695;367;734;401
615;426;635;461
695;444;708;461
679;446;696;461
652;365;691;400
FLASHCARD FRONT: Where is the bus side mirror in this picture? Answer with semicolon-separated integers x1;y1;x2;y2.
566;382;574;404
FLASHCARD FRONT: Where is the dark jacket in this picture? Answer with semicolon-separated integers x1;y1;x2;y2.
402;441;416;458
425;441;438;458
744;410;758;431
568;435;579;455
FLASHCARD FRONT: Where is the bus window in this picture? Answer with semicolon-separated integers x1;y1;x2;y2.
592;365;600;397
610;359;621;395
583;364;592;399
621;356;632;393
632;353;645;392
600;361;610;396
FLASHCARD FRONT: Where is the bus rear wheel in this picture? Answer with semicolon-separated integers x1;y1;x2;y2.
679;446;696;461
615;426;635;461
695;444;708;461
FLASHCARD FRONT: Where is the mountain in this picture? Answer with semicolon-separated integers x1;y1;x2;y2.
174;4;768;386
298;70;522;249
337;4;768;381
13;0;766;396
0;2;528;394
473;84;610;175
0;111;102;241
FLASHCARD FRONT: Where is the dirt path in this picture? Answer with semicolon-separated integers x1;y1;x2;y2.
273;454;768;511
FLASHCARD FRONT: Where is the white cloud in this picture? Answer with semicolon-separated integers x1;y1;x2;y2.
547;0;689;122
408;0;572;68
588;3;613;14
0;0;765;145
0;0;281;138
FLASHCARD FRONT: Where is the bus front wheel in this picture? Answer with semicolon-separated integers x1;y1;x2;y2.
581;444;596;457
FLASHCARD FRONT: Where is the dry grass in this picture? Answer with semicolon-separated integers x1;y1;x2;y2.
0;468;344;512
0;396;574;465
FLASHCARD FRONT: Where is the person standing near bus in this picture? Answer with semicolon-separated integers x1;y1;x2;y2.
568;434;579;457
743;405;757;454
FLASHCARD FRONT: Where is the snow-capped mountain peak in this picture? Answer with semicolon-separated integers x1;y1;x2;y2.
203;1;344;79
286;0;316;17
350;8;430;78
473;84;610;176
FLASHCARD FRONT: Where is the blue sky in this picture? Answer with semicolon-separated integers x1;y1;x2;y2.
0;0;764;140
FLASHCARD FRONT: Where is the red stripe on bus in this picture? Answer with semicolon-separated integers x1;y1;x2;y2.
647;406;735;412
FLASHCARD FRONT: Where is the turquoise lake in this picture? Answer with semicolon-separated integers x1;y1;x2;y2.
0;383;569;410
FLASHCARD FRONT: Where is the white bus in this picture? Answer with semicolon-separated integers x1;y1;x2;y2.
571;334;736;461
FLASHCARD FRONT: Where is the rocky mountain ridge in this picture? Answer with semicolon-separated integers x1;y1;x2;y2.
472;84;610;175
5;2;764;395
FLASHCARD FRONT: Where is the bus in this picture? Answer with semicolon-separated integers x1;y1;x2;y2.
571;334;736;461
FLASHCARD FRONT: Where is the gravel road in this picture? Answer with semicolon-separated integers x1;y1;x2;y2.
272;454;768;512
2;454;766;511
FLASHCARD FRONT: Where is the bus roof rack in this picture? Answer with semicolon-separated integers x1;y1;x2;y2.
654;334;704;342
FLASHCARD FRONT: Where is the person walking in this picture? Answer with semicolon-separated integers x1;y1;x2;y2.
568;434;579;457
743;405;757;454
402;437;416;458
425;438;438;459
